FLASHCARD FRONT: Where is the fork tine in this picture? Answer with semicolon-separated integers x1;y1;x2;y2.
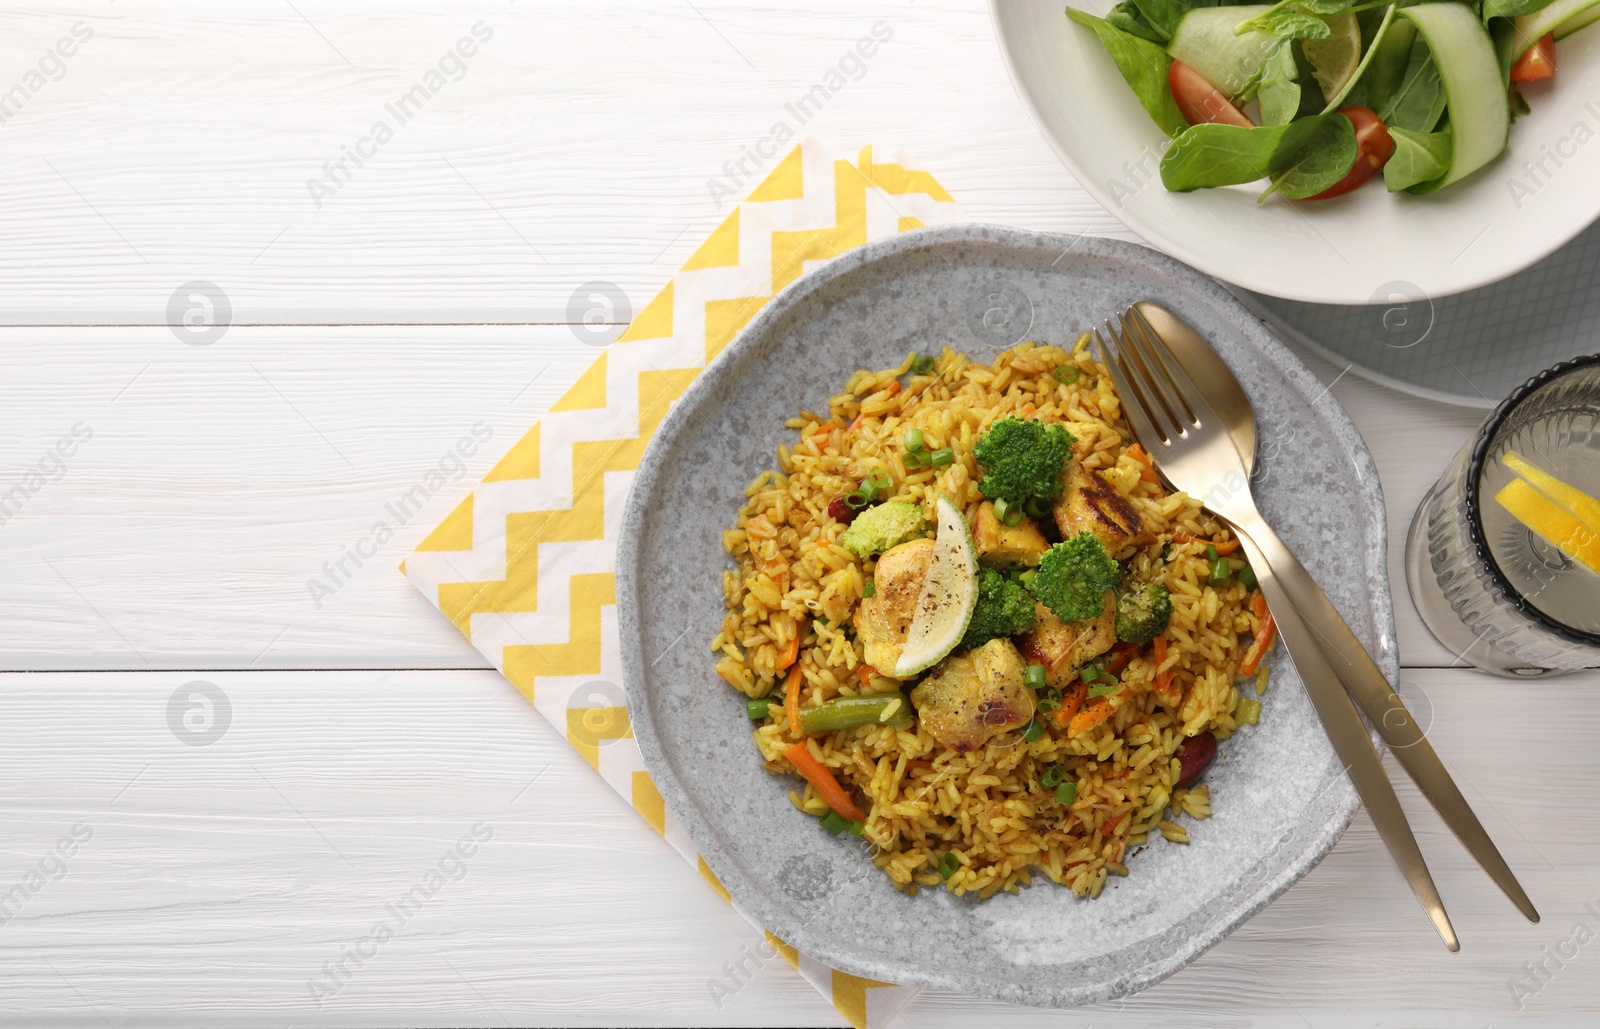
1092;326;1168;448
1113;313;1185;439
1125;305;1214;430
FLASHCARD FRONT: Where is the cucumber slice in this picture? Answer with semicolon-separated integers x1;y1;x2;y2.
1167;6;1280;101
1398;4;1510;192
1514;0;1600;50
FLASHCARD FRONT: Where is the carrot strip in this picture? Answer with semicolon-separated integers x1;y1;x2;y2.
884;380;901;397
1053;680;1088;728
784;742;866;822
1105;642;1139;676
1240;600;1276;676
778;618;806;671
784;664;803;737
846;411;867;433
855;664;876;687
1150;635;1176;694
1068;696;1114;736
1129;444;1159;485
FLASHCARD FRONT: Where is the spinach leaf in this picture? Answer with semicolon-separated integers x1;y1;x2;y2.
1383;126;1452;192
1159;114;1340;190
1379;36;1447;133
1107;1;1168;43
1129;0;1221;42
1264;111;1358;199
1482;0;1560;20
1068;8;1191;138
1364;17;1417;115
1257;42;1304;125
1237;6;1334;37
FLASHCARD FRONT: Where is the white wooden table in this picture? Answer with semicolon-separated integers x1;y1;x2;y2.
2;3;1595;1025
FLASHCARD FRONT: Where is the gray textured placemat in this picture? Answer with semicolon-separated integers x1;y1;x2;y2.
1233;221;1600;408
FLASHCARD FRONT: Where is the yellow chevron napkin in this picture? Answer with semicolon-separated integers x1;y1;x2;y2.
402;140;959;1027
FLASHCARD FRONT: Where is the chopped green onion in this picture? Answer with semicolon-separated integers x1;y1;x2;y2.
799;693;914;733
1205;543;1219;563
1025;663;1047;690
1054;365;1080;384
912;353;937;376
1080;664;1117;687
864;468;893;494
1038;687;1062;714
747;698;770;720
820;810;850;836
937;850;961;879
1018;569;1038;589
903;450;926;469
1160;543;1172;562
1056;781;1077;805
1087;681;1117;698
995;497;1023;526
1040;764;1064;789
1023;495;1051;520
844;490;871;510
903;428;925;452
929;448;955;467
1236;697;1262;725
1209;556;1231;586
1022;719;1046;743
1237;563;1257;590
862;580;876;598
845;819;865;836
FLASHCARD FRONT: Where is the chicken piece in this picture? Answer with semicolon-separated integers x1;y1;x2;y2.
972;501;1050;568
1018;593;1117;687
1053;462;1144;557
910;638;1035;753
853;538;935;675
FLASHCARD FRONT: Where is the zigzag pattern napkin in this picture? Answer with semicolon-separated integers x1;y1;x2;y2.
402;140;959;1027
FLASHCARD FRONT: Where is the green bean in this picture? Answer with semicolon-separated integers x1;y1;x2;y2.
798;693;913;734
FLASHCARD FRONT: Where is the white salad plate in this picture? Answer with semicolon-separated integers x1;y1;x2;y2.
991;0;1600;305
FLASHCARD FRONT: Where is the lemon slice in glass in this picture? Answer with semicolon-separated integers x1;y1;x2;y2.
1305;11;1362;105
893;496;979;678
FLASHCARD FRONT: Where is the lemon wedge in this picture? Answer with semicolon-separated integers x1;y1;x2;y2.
1304;11;1362;104
894;496;979;678
1494;451;1600;576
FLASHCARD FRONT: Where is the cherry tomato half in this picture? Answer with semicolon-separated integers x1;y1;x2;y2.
1304;107;1395;201
1511;32;1556;82
1169;60;1252;129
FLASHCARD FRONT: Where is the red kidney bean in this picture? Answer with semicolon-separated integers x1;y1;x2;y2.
828;496;858;525
1175;731;1217;786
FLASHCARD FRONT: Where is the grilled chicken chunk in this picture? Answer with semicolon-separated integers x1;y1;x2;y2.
853;538;935;675
910;638;1035;753
1053;463;1143;556
1018;593;1117;687
972;501;1050;568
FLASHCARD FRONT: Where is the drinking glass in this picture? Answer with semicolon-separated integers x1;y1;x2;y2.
1406;355;1600;676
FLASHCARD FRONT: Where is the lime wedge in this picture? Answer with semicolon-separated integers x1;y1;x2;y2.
1304;11;1361;105
893;496;980;678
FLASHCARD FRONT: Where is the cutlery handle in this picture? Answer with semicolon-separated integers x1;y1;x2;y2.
1232;526;1458;951
1231;509;1539;924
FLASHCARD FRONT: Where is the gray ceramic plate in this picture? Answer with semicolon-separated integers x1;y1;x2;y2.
617;224;1398;1007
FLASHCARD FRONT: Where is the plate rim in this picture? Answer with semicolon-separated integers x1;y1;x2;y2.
985;0;1600;306
617;222;1397;1006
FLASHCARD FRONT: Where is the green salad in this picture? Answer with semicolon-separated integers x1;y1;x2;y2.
1068;0;1600;198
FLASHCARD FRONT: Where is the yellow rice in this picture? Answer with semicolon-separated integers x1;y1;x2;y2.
709;337;1273;899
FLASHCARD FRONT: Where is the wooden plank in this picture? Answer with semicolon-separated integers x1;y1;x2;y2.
0;668;1591;1025
0;0;1118;324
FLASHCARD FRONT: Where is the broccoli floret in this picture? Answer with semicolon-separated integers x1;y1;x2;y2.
1031;531;1119;622
972;417;1076;510
840;501;929;558
1114;580;1172;646
959;568;1038;651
